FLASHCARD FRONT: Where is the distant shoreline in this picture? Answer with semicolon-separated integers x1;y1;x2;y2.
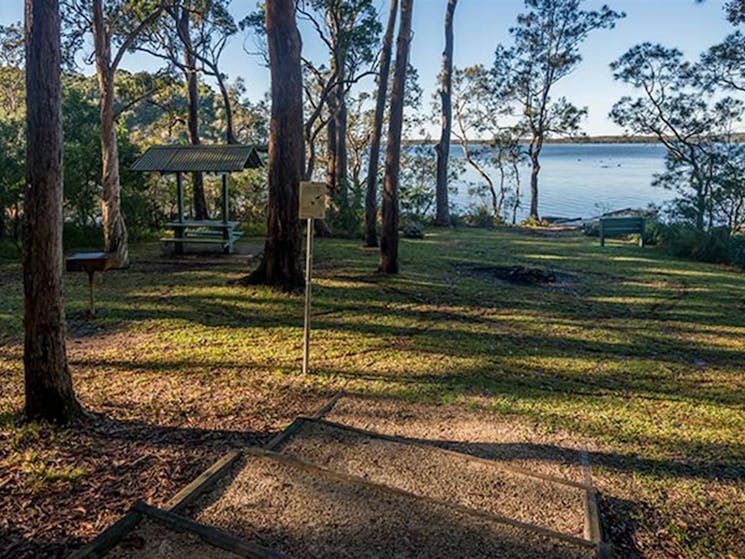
405;134;745;145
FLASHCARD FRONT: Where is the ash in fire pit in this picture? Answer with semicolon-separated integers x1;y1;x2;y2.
461;264;558;285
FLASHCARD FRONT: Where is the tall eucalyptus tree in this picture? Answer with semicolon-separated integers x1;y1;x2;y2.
364;0;397;247
434;0;457;226
24;0;80;423
62;0;164;266
380;0;413;274
246;0;304;291
297;0;380;234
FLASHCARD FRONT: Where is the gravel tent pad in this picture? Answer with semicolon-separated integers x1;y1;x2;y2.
324;395;590;484
275;418;588;538
190;449;599;559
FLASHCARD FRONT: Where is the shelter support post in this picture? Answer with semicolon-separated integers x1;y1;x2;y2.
176;172;185;254
221;174;229;224
222;174;230;253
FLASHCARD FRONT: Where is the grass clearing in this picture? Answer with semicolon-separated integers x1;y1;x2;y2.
0;227;743;558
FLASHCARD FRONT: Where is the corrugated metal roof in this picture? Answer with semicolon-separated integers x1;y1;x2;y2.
131;145;264;173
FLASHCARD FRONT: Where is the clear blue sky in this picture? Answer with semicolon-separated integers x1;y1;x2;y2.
1;0;737;135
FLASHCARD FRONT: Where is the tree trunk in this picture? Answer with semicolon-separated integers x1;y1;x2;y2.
364;0;398;248
322;96;337;236
528;142;541;220
179;6;208;220
245;0;304;291
93;0;129;267
326;93;338;195
215;72;237;144
511;156;521;224
333;55;349;213
379;0;413;274
24;0;80;423
335;84;349;207
435;0;456;226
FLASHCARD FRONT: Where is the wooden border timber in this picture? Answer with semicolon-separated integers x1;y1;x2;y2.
163;450;241;513
160;392;346;515
132;502;292;559
263;391;346;450
264;417;306;451
310;390;345;419
581;446;615;558
244;446;600;554
67;510;143;559
67;501;291;559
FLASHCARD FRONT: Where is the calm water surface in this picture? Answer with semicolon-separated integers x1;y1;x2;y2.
449;143;669;220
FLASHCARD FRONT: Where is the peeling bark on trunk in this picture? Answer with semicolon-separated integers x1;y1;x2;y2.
23;0;80;423
93;0;128;267
435;0;456;227
364;0;398;248
179;6;208;220
379;0;413;274
245;0;304;291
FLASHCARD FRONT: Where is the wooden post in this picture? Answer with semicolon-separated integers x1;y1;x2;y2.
87;271;96;317
222;174;230;254
639;219;645;247
222;174;229;224
176;172;184;254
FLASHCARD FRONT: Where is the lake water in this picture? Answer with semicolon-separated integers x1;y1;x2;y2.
448;143;670;221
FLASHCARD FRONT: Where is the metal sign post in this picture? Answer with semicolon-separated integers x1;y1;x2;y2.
299;182;326;374
303;217;313;374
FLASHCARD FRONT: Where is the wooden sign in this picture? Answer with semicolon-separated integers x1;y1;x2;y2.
299;181;326;220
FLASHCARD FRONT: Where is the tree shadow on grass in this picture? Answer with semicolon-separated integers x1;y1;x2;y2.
316;389;745;484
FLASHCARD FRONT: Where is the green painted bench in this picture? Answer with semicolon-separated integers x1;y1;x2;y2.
599;216;645;247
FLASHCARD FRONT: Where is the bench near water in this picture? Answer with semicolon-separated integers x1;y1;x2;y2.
599;216;645;247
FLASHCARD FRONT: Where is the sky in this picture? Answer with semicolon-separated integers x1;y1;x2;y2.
0;0;738;136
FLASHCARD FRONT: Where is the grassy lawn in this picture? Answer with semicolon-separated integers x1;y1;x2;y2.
1;227;743;558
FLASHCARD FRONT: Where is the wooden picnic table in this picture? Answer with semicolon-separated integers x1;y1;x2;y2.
161;220;243;254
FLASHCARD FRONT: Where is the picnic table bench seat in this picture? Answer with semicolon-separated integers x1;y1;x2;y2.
161;220;242;254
